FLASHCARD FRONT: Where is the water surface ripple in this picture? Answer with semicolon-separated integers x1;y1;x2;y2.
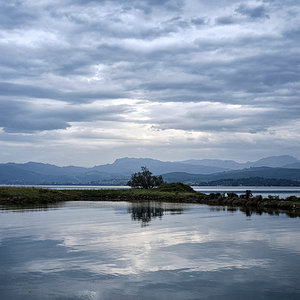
0;201;299;299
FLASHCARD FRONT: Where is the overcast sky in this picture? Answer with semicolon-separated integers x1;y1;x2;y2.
0;0;299;166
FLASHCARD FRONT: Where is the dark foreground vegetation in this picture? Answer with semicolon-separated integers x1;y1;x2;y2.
1;183;300;217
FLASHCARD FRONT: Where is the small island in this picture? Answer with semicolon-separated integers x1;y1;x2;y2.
0;183;299;217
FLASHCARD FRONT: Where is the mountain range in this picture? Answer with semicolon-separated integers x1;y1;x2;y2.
0;155;299;185
180;155;299;169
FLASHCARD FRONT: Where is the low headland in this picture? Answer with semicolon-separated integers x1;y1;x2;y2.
0;183;299;217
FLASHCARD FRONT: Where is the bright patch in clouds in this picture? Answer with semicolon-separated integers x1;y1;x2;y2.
0;0;299;165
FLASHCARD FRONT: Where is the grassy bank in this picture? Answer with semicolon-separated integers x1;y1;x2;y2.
0;186;299;217
0;187;73;204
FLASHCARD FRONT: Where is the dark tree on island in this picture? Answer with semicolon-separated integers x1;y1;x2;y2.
127;166;165;189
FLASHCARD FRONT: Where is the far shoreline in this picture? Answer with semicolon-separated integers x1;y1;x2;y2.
0;186;299;218
1;184;300;196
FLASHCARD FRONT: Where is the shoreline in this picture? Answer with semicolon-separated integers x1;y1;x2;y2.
0;187;300;217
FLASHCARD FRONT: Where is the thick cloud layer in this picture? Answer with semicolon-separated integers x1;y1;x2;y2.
0;0;299;165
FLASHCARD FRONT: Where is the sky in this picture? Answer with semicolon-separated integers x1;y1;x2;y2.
0;0;299;166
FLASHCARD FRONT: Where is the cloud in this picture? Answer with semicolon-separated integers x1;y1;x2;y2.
236;4;269;19
0;1;36;29
0;0;299;164
0;81;128;103
0;99;130;133
191;17;206;26
132;101;298;134
215;16;237;25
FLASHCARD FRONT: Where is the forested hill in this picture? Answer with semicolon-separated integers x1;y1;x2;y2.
161;167;300;186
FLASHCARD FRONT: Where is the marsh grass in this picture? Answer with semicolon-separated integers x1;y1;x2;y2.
0;187;72;204
0;185;299;217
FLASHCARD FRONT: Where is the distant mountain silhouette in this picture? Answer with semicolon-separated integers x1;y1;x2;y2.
0;163;125;184
282;162;300;169
91;157;227;175
0;165;47;184
6;162;87;176
162;167;300;184
181;159;242;169
249;155;299;168
0;155;299;185
180;155;299;170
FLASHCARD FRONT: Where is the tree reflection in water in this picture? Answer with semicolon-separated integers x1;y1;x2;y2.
128;201;186;227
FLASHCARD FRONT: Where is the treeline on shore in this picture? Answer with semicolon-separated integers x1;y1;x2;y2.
0;184;299;217
196;177;300;186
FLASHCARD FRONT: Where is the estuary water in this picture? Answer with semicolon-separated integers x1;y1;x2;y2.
0;201;299;299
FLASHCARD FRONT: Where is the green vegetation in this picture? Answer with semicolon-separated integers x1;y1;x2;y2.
0;184;199;204
157;182;196;193
208;177;300;186
127;166;164;189
0;184;299;217
0;187;73;205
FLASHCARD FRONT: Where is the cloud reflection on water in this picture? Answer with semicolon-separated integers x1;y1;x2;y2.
2;202;297;277
0;201;300;299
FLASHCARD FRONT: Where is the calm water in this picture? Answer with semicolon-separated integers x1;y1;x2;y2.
0;201;299;299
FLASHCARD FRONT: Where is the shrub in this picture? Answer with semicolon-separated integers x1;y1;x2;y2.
127;166;164;189
157;182;195;193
